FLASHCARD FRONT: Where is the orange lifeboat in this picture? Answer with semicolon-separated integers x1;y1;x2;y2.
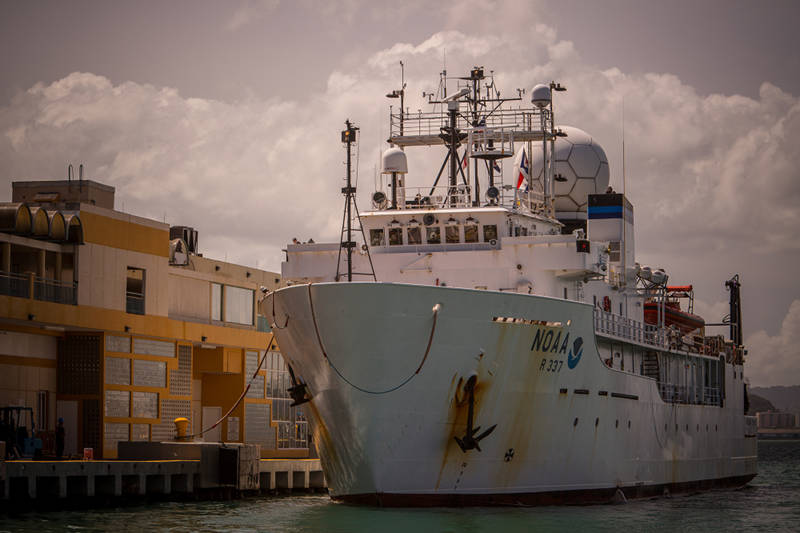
644;301;705;334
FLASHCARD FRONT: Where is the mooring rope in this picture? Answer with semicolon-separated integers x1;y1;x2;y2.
184;332;275;439
307;283;440;395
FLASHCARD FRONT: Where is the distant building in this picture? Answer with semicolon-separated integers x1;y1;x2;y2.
0;178;309;458
756;411;797;429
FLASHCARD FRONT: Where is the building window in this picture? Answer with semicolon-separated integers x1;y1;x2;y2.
426;226;441;244
211;283;222;321
483;225;497;242
407;226;422;245
369;229;385;246
388;227;403;245
224;285;254;325
126;267;145;315
464;224;479;243
445;225;460;244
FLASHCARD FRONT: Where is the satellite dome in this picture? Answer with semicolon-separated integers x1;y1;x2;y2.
529;125;609;215
382;147;408;174
531;84;551;108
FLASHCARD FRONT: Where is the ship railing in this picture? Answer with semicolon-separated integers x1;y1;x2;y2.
389;107;548;141
594;309;668;349
658;382;721;406
397;186;548;212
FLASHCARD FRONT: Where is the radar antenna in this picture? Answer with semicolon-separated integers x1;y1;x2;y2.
336;120;376;282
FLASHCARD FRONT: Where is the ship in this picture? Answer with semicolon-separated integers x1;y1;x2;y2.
260;66;757;506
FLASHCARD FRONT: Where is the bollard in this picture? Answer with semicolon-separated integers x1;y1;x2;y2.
174;418;190;441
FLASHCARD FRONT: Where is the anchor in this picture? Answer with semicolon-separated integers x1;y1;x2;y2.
454;373;497;452
287;364;310;406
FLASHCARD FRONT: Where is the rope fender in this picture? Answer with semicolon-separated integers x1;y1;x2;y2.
307;282;441;395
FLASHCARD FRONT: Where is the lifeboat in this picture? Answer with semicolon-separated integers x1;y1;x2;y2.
644;301;705;334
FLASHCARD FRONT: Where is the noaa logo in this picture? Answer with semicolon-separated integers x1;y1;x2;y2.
567;337;584;369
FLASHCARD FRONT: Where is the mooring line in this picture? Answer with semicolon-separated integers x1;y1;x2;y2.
307;283;440;395
185;332;275;439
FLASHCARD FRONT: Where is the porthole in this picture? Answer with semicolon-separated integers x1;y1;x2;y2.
595;417;599;427
706;424;709;432
686;424;689;431
664;424;667;431
627;420;631;429
696;424;700;432
616;419;619;428
675;424;678;432
573;417;579;427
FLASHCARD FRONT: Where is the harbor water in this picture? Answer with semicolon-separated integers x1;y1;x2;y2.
2;440;797;532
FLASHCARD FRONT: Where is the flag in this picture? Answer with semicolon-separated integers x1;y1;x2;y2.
461;152;468;169
515;148;529;191
493;161;501;174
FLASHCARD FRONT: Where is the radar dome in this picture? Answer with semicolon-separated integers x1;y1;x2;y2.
382;147;408;174
529;125;609;215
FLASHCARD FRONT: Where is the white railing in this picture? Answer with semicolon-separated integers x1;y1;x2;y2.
593;309;668;349
396;185;547;212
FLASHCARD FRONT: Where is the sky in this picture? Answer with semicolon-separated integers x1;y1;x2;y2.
1;0;799;386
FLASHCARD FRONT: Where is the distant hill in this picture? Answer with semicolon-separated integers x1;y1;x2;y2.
750;386;800;413
747;393;776;415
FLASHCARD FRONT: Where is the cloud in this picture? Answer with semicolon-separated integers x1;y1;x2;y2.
746;300;800;386
226;0;280;31
1;15;799;370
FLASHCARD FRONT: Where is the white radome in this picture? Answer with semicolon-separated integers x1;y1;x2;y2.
529;125;610;214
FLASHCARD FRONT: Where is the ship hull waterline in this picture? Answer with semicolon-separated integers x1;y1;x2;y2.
265;282;757;506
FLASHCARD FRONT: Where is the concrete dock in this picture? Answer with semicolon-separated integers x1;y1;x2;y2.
0;443;326;508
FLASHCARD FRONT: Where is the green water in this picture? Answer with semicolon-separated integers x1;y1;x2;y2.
2;440;798;532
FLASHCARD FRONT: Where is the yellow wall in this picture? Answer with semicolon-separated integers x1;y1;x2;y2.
79;209;169;257
0;295;271;350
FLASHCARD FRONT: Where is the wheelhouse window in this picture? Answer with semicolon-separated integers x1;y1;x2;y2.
445;225;460;244
483;225;498;242
370;229;385;246
388;227;403;245
464;224;479;243
426;226;441;244
407;226;422;245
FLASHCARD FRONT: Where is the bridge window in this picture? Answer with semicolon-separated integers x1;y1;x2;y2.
388;227;403;245
370;229;385;246
445;225;460;244
464;224;479;243
407;226;422;245
426;226;441;244
483;224;497;242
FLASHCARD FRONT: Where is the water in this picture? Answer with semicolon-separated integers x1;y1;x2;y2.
2;440;798;533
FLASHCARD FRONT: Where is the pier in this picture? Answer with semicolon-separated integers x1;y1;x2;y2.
0;442;326;509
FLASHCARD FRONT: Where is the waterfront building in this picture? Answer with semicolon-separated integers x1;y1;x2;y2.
0;178;310;458
756;411;797;429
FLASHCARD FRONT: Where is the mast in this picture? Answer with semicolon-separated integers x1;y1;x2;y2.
336;120;377;283
340;120;358;282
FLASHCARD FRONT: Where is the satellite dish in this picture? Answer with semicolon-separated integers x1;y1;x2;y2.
486;186;500;201
423;213;436;226
372;191;388;209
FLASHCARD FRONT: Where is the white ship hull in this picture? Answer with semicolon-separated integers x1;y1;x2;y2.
267;282;757;505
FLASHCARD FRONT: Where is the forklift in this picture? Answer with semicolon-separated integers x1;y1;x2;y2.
0;406;43;458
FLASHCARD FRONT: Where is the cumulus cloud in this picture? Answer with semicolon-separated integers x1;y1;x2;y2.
1;13;799;372
746;300;800;386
